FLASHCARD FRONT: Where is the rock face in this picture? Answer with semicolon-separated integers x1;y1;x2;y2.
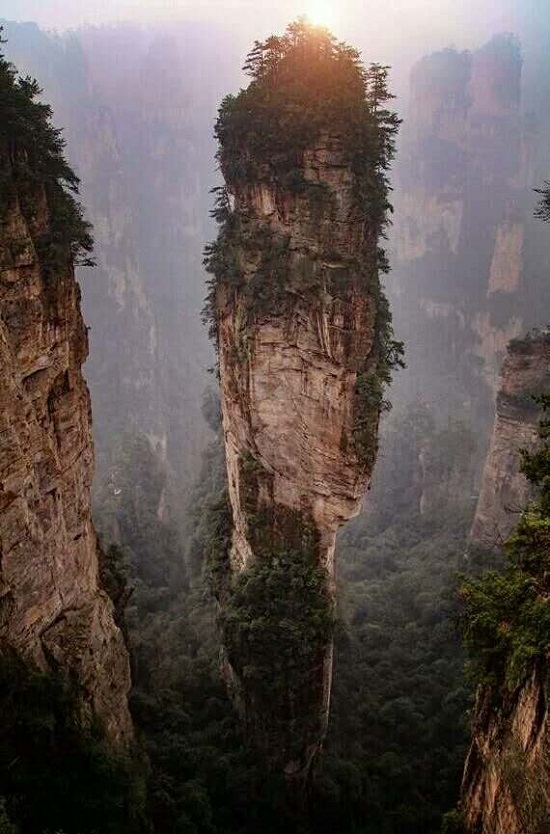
462;663;549;833
461;330;550;833
470;330;550;547
217;142;382;778
219;153;379;578
0;173;132;745
209;27;398;780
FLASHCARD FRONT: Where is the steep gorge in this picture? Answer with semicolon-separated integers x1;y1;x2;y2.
207;23;400;779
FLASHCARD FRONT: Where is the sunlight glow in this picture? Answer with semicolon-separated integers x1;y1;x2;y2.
304;0;337;30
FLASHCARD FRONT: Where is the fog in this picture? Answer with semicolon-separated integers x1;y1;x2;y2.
2;0;545;98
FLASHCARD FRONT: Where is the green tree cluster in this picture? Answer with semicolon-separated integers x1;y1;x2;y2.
0;652;146;834
0;28;93;274
111;401;478;834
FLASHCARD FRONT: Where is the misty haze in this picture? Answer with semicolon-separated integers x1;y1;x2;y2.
0;2;549;834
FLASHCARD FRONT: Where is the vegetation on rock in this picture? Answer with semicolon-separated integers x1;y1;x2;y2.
0;652;146;834
221;545;334;767
461;397;550;693
203;19;404;432
0;28;93;273
204;19;404;479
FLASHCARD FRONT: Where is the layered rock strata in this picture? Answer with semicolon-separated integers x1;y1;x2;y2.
470;330;550;547
0;176;132;745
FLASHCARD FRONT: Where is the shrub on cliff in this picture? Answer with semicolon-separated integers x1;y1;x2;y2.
460;397;550;693
0;28;93;271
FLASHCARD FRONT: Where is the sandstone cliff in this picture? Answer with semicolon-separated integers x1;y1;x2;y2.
470;330;550;547
461;330;550;833
0;61;132;745
206;23;400;780
462;664;549;834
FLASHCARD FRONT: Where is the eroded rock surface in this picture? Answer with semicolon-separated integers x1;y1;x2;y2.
0;180;132;745
216;129;386;778
462;664;549;834
470;331;550;547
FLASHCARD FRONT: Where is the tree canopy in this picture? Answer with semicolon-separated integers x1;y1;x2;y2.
214;18;400;227
0;27;93;269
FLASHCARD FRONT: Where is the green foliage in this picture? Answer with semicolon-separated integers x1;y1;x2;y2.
216;20;399;203
220;545;334;765
312;402;476;834
0;798;18;834
88;400;478;834
461;399;550;693
204;490;233;601
0;29;93;273
460;567;550;690
0;651;146;834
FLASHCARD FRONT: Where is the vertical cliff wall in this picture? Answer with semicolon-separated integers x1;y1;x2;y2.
206;23;400;780
0;54;132;745
3;21;233;525
470;330;550;547
461;332;550;832
462;665;549;834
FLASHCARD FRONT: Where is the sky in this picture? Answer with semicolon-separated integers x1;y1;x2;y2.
0;0;528;42
1;0;545;101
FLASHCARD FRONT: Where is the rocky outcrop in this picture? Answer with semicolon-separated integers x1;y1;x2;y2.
470;330;550;547
0;172;132;745
216;140;383;779
209;26;398;781
390;34;550;422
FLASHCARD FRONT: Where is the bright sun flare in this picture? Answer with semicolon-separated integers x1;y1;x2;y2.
305;0;337;29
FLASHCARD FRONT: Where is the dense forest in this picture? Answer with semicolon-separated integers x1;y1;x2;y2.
0;13;549;834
